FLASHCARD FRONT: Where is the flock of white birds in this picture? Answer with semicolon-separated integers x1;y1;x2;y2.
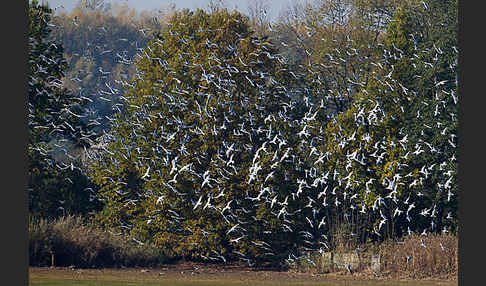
31;4;458;266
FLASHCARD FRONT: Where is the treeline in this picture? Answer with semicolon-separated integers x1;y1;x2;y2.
28;0;458;268
49;1;172;134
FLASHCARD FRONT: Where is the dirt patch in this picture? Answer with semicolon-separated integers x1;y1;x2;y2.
29;263;457;285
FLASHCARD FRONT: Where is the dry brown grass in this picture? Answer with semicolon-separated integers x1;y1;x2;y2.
288;233;457;281
29;215;457;281
377;233;458;279
29;215;166;268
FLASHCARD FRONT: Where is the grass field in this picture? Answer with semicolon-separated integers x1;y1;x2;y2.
29;267;457;286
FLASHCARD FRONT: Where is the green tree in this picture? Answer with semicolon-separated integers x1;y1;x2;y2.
28;0;99;219
29;0;92;147
90;8;305;265
322;0;458;241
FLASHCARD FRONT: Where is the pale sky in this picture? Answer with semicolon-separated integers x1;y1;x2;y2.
43;0;310;22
